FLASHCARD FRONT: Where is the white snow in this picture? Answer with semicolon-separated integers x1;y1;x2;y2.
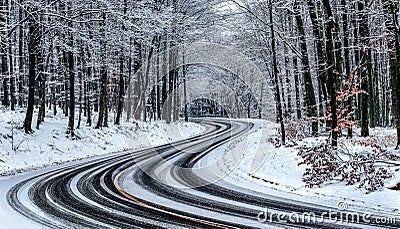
0;109;206;229
1;112;399;227
0;109;206;176
196;119;400;225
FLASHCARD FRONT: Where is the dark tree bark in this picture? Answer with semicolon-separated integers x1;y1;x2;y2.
156;45;161;120
284;41;292;116
334;7;344;138
173;57;179;122
183;52;188;122
183;77;188;121
270;0;285;144
115;0;127;125
7;0;15;111
290;15;302;120
24;19;38;134
166;47;176;124
85;45;92;126
77;48;83;129
358;1;370;137
307;0;327;113
9;38;15;111
115;55;125;125
96;62;106;129
52;38;59;117
67;8;75;136
368;61;376;128
63;50;69;117
1;53;7;107
67;44;75;135
294;0;318;136
161;41;168;119
132;40;142;120
126;37;133;122
383;1;400;148
322;0;338;146
96;13;107;129
36;49;45;129
293;56;302;119
18;0;24;107
103;76;108;127
52;72;57;117
341;0;353;138
1;0;8;108
279;61;287;116
352;5;361;122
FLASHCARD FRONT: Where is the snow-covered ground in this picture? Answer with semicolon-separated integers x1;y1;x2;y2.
1;111;399;227
198;119;400;221
0;109;206;177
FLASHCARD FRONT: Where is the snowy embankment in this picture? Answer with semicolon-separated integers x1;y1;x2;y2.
0;109;205;177
198;119;400;217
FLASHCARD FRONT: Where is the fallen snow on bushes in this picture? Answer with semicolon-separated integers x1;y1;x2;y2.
0;109;205;176
198;119;400;218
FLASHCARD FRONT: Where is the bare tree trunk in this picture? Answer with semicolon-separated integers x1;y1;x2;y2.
77;48;83;129
322;0;338;146
67;7;75;136
103;77;109;127
270;0;285;144
293;53;302;119
9;39;15;111
341;0;353;138
183;51;188;122
67;42;75;136
85;47;92;126
161;41;168;120
18;0;24;107
24;18;38;133
126;38;133;122
133;41;142;120
36;49;45;129
307;0;327;120
294;0;318;136
1;53;7;107
173;52;178;122
156;45;161;120
115;0;127;125
1;0;8;107
383;1;400;148
166;45;175;124
358;1;370;137
115;55;124;125
96;13;107;129
63;50;69;117
52;74;57;116
284;41;292;116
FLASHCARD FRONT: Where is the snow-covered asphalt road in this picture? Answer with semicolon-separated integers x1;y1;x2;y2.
1;119;398;228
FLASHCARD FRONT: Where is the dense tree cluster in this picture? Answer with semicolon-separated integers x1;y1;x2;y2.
230;0;400;148
0;0;221;136
0;0;399;150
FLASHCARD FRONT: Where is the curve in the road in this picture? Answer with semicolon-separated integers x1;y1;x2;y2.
6;119;398;229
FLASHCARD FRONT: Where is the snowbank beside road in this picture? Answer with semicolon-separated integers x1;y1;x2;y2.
197;119;400;218
0;110;205;176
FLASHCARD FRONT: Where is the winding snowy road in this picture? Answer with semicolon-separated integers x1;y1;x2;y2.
1;119;398;228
